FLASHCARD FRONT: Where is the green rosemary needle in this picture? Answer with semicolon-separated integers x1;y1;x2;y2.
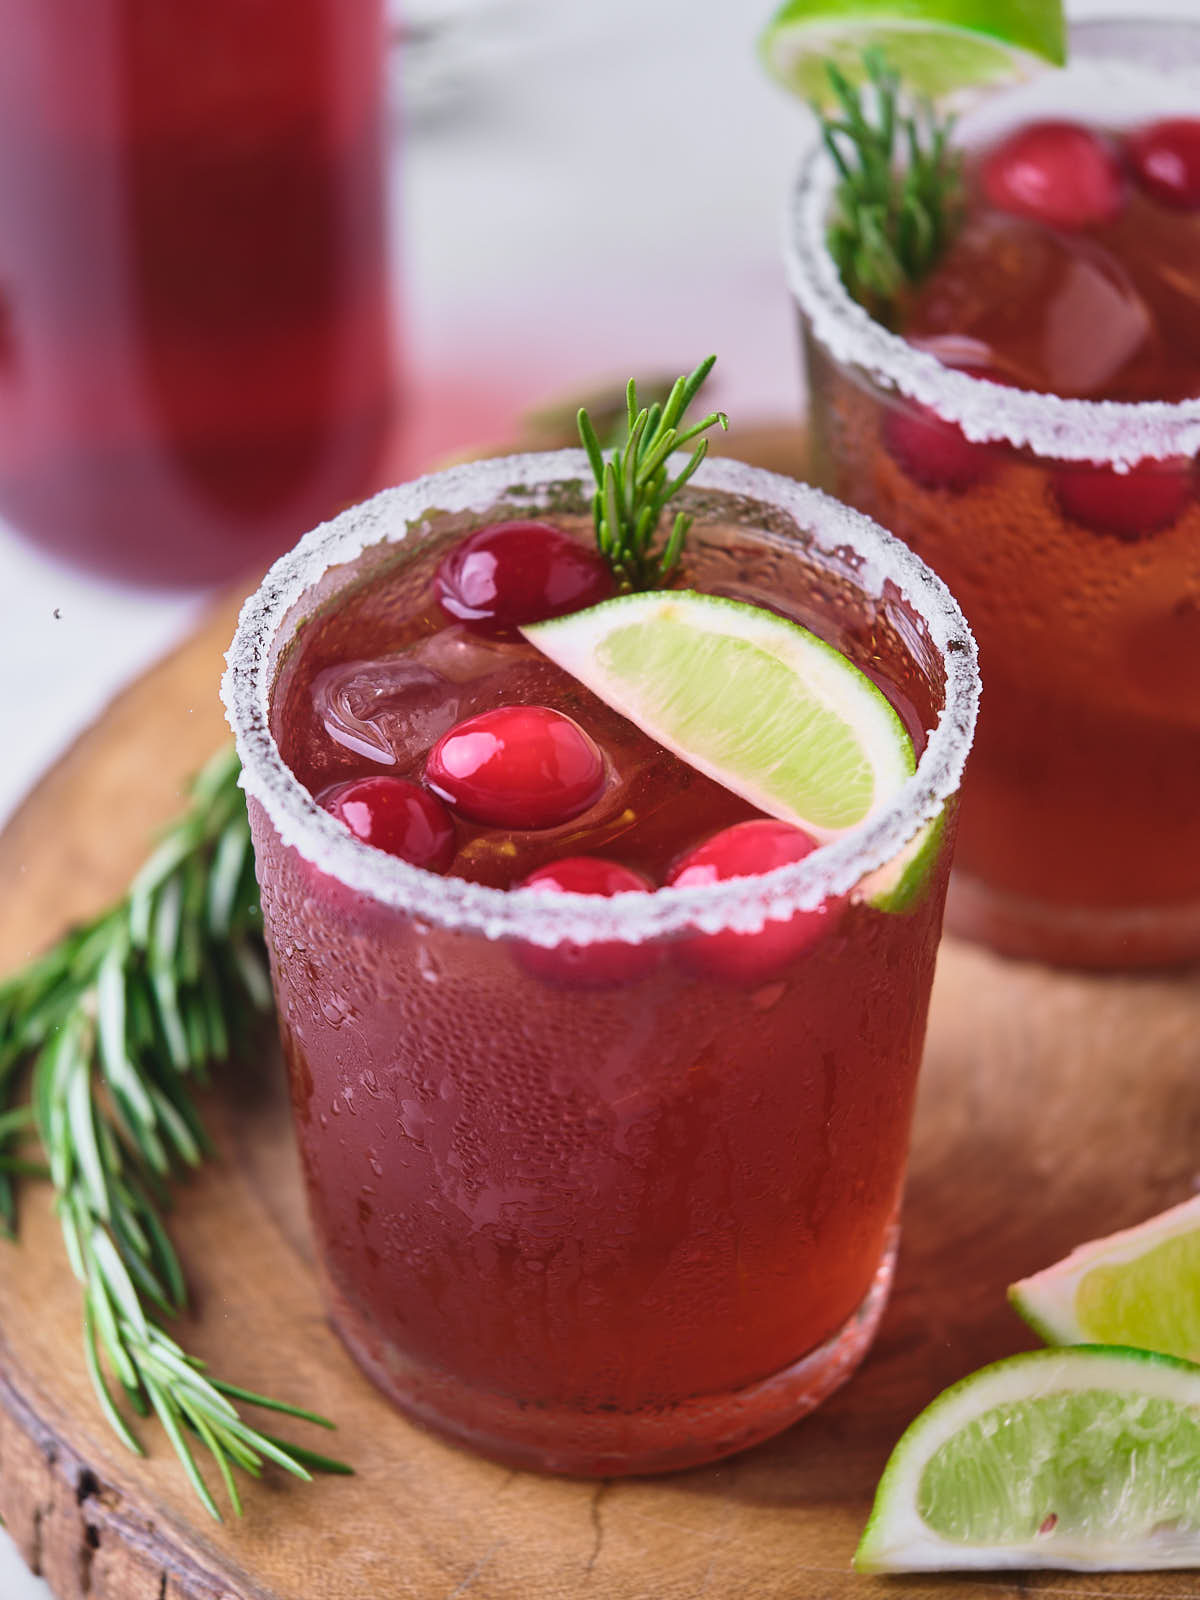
820;50;963;326
578;354;728;592
0;743;350;1519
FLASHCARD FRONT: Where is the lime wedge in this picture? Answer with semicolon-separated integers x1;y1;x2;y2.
521;592;914;841
761;0;1066;106
863;807;945;912
1011;1195;1200;1363
857;1346;1200;1573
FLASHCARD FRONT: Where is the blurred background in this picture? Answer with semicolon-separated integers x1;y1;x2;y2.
0;0;804;836
0;0;1196;1592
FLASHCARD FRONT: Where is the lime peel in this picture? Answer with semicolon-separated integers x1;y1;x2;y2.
862;806;946;911
1011;1193;1200;1363
521;590;915;843
761;0;1066;107
857;1345;1200;1573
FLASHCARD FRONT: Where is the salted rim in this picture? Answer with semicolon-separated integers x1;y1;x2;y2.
222;451;979;948
783;27;1200;468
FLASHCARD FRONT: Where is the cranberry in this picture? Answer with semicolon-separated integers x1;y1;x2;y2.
1052;457;1194;541
319;776;456;871
515;857;660;987
426;705;605;829
1127;119;1200;211
981;122;1125;230
882;367;999;493
883;399;992;493
434;520;613;632
667;820;840;983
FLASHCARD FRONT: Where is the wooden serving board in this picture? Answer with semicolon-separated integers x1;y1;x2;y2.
3;424;1200;1600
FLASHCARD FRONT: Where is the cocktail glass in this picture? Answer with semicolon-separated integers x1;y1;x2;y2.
223;451;978;1475
786;17;1200;968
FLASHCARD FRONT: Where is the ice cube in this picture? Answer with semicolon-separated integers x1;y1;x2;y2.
312;657;462;767
1041;245;1156;397
416;630;575;725
413;623;530;685
904;214;1159;398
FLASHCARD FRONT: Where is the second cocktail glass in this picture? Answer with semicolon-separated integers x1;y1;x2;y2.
786;18;1200;968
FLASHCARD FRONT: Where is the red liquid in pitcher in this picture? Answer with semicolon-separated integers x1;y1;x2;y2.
0;0;392;585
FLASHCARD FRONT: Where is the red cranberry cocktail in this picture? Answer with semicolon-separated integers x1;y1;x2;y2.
788;18;1200;968
224;452;978;1475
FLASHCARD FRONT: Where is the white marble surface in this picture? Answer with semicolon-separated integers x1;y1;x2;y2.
1;0;1195;1594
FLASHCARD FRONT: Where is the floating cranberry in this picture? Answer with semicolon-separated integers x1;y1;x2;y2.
882;367;999;493
319;776;456;871
981;121;1125;229
1052;457;1194;542
883;400;992;493
667;820;840;983
1127;119;1200;211
515;857;660;987
434;520;613;631
426;705;605;829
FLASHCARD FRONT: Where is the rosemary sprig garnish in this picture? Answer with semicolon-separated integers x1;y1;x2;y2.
0;743;350;1518
820;50;962;327
577;354;728;591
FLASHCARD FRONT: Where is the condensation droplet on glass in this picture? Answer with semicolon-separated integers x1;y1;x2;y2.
416;944;441;985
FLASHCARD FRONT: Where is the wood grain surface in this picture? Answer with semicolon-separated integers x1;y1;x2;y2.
3;425;1200;1600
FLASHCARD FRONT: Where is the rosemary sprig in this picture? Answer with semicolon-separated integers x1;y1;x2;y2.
0;744;350;1518
820;50;963;327
577;354;728;592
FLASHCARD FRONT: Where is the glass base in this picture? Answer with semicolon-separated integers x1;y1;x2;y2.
947;872;1200;970
327;1230;898;1477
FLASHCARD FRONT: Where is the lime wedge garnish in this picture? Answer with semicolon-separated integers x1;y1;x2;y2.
761;0;1066;106
857;1346;1200;1572
1011;1195;1200;1363
863;807;945;912
521;591;914;841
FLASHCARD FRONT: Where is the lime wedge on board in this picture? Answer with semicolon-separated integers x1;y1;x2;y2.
522;591;914;841
761;0;1066;106
1011;1194;1200;1363
857;1345;1200;1573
